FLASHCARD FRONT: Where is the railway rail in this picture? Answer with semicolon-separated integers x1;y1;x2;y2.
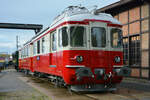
1;69;149;100
21;71;150;100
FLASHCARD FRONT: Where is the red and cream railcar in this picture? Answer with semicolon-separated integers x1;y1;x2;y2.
19;6;131;91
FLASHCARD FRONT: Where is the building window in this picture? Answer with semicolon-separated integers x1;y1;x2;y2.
129;35;140;66
37;40;40;54
123;38;128;65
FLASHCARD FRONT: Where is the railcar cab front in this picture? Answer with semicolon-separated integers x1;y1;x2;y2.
50;17;131;84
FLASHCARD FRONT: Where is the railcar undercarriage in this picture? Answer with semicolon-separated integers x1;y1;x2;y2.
20;66;131;92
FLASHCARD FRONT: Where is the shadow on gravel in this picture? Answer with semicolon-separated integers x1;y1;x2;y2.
119;82;150;92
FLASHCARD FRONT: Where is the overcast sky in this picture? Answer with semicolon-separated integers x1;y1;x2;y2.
0;0;119;54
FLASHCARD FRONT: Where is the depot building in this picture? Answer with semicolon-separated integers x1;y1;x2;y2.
98;0;150;79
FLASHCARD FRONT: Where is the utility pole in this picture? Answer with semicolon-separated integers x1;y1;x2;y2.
16;35;19;69
16;35;19;51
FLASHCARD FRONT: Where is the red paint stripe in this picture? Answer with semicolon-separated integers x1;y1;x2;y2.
107;23;122;28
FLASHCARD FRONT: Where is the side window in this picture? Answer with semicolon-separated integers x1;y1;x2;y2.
24;47;26;57
28;45;31;57
22;50;23;58
52;32;57;51
33;43;35;55
111;28;122;48
91;27;106;47
23;49;24;58
25;47;27;57
21;50;22;58
30;44;33;56
24;48;26;57
45;34;50;53
59;27;68;47
27;46;29;57
42;37;45;53
37;40;40;54
19;51;21;59
33;42;37;55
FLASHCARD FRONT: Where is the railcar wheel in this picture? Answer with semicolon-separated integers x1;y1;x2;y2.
67;86;72;95
25;70;29;75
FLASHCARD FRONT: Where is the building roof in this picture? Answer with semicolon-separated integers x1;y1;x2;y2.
97;0;149;16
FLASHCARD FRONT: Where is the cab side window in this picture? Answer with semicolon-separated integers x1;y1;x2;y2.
59;27;68;47
111;28;122;48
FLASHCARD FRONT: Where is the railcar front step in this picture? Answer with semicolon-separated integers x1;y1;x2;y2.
71;84;117;92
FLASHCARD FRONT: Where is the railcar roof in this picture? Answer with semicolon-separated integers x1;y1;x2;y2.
21;6;121;50
50;6;121;28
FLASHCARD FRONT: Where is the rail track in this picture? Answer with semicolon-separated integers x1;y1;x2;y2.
20;72;150;100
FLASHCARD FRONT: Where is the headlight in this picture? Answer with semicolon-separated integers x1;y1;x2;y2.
114;56;121;63
76;55;83;63
113;68;121;75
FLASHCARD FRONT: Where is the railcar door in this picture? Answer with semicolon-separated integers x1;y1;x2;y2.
50;31;57;75
89;22;110;69
29;44;34;72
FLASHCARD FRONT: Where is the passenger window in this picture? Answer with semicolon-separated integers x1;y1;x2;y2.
27;46;29;57
52;32;57;51
91;27;106;47
42;37;45;53
59;27;68;47
24;48;26;57
37;40;40;54
21;50;23;58
23;48;25;58
33;43;36;55
70;26;86;47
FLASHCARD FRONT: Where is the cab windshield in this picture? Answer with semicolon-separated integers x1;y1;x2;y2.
111;28;123;48
91;27;106;47
70;26;86;47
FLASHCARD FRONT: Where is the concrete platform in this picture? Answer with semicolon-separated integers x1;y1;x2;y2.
0;69;49;100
